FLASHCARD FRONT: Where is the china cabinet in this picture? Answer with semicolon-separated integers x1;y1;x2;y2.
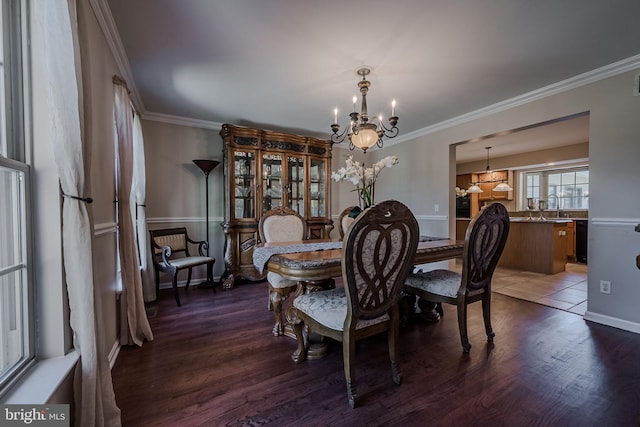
220;124;333;289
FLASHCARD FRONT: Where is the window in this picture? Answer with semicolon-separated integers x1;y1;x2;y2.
0;0;33;395
547;169;589;210
521;166;589;211
525;173;541;202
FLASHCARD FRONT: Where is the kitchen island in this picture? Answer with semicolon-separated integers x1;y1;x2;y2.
498;218;572;274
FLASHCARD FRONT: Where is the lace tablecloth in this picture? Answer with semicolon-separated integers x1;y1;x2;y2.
253;241;343;274
253;236;447;274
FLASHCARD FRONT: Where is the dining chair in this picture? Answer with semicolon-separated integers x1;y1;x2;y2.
291;200;419;408
404;202;510;353
258;206;307;336
337;205;359;239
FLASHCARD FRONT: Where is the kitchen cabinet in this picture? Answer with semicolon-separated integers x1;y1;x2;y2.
456;174;473;190
220;124;333;289
498;219;570;274
477;170;513;201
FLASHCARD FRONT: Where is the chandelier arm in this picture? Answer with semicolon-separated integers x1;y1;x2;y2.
379;124;399;138
330;124;349;144
377;116;399;138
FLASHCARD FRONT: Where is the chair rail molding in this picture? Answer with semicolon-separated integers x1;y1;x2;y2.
415;214;449;221
590;217;640;227
94;222;117;237
147;216;225;224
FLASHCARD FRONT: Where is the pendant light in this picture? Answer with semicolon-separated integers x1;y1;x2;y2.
466;146;512;193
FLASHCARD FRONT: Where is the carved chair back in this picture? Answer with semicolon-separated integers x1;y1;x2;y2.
150;227;195;260
342;200;419;323
460;202;510;295
338;206;358;239
259;206;307;243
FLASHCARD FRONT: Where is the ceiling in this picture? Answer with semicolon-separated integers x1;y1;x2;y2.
104;0;640;162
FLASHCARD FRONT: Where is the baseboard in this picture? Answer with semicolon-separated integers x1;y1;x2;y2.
583;311;640;334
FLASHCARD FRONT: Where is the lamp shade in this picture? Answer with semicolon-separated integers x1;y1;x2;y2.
350;124;379;151
466;183;483;193
193;159;220;174
493;181;513;192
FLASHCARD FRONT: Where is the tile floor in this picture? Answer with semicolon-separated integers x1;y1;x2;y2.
455;261;589;315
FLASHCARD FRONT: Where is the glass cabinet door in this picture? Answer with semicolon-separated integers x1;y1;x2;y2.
288;155;305;216
309;158;326;218
262;154;283;213
233;150;256;219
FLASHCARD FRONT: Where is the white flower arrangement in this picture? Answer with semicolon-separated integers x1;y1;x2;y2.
455;186;468;197
331;154;399;208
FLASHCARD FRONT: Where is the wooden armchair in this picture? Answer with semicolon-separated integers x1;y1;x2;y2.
404;202;510;352
258;206;307;336
291;200;419;408
149;227;215;307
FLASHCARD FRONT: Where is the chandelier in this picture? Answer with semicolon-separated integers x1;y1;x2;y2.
466;146;513;193
330;67;399;153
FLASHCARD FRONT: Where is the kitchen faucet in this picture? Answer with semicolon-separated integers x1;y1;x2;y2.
548;194;561;217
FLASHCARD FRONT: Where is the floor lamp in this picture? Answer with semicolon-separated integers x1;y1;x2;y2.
193;159;220;287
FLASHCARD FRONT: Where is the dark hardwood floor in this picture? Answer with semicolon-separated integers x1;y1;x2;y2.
112;279;640;426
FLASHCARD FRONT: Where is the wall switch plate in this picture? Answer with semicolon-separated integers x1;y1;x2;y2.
434;204;439;213
600;280;611;294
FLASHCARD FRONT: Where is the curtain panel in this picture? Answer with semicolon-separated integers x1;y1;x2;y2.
34;0;121;425
113;84;154;346
131;114;155;301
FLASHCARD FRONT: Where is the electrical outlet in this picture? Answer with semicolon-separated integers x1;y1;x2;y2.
600;280;611;294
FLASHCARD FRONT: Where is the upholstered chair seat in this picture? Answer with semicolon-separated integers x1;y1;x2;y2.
405;270;461;298
293;288;390;331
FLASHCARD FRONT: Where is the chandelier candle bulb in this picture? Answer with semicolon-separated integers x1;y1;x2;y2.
392;99;396;117
334;108;338;124
353;96;357;111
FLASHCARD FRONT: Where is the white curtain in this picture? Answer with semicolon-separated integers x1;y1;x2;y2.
131;114;155;301
113;83;154;346
35;0;121;425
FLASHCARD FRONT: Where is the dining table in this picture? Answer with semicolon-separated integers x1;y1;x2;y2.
254;237;464;283
253;236;465;358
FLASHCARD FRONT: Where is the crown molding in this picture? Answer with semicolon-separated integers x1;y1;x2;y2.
89;0;145;111
385;54;640;147
141;111;224;131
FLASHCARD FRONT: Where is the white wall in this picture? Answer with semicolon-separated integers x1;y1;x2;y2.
142;120;226;279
